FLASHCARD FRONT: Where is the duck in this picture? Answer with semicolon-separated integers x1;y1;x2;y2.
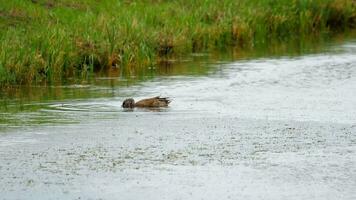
122;96;171;108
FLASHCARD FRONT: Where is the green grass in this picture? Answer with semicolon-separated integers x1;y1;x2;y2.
0;0;355;86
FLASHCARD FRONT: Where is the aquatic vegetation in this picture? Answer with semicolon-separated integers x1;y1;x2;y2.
0;0;355;86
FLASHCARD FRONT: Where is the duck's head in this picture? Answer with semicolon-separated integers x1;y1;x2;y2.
122;98;135;108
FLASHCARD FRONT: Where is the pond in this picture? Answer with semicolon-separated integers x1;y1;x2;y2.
1;32;356;200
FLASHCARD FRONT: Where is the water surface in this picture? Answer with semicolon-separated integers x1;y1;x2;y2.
1;33;356;200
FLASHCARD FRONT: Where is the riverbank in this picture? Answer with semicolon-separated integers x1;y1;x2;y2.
0;0;355;86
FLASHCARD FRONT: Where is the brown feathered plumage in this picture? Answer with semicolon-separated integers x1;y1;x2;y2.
122;96;171;108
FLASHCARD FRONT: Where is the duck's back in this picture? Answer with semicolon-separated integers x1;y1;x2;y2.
135;97;170;107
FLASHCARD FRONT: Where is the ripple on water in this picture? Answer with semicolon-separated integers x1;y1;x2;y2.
1;40;356;200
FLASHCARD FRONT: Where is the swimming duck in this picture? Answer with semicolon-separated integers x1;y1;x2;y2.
122;96;171;108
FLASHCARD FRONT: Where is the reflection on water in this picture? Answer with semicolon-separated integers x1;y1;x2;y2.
1;32;356;200
1;32;355;128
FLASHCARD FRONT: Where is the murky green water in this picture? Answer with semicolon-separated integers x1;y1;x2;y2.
1;32;356;200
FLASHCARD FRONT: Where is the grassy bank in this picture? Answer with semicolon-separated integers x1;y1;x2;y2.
0;0;355;86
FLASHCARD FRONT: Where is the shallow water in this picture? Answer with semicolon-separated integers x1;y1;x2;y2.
1;34;356;200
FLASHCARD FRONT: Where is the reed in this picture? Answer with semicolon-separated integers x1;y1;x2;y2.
0;0;355;86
